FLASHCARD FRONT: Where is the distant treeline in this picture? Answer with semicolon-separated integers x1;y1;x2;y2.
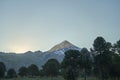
0;36;120;80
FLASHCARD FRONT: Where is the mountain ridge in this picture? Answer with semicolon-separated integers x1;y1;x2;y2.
48;40;75;52
0;40;81;71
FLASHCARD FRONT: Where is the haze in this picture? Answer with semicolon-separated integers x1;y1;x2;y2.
0;0;120;53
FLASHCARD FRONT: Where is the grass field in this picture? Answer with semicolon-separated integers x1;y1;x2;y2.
3;76;98;80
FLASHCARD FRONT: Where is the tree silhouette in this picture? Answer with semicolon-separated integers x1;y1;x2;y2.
28;64;39;76
7;68;17;78
61;50;80;80
0;62;6;79
93;37;112;80
109;54;120;80
42;59;60;77
114;40;120;55
18;66;28;77
109;40;120;79
79;48;92;80
39;69;44;77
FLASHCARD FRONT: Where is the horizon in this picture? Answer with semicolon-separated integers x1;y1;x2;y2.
0;40;74;53
0;38;118;54
0;0;120;53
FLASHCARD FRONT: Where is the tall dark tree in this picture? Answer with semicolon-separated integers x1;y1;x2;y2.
109;54;120;80
79;48;92;80
42;59;60;77
114;40;120;55
93;37;112;80
109;40;120;80
61;50;80;80
28;64;39;76
18;66;28;77
39;69;44;77
0;62;6;79
7;68;17;78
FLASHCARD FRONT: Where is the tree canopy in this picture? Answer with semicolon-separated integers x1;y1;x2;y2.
92;36;112;80
7;68;17;78
79;48;92;80
0;62;6;78
18;66;28;77
61;50;80;80
42;58;60;77
28;64;39;76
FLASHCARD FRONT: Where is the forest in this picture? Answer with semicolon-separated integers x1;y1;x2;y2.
0;36;120;80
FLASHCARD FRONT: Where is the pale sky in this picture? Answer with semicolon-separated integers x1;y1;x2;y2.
0;0;120;53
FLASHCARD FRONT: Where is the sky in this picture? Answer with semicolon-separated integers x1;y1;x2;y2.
0;0;120;53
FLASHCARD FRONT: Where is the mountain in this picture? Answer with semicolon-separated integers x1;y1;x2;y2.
42;40;81;64
0;40;81;71
48;40;80;55
48;40;75;52
0;51;43;71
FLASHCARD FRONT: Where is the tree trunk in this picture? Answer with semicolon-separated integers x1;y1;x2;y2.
98;66;104;80
84;68;86;80
51;75;53;80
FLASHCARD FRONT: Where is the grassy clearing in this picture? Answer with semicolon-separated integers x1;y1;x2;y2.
3;76;97;80
3;76;64;80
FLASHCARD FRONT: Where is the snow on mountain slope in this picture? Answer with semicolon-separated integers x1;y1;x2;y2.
0;40;81;71
48;40;80;52
48;40;76;52
42;40;81;63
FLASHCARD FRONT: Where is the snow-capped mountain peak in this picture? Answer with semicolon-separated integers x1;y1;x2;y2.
48;40;74;52
0;40;81;71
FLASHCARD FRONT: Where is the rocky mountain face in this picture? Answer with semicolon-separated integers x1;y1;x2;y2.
0;40;81;71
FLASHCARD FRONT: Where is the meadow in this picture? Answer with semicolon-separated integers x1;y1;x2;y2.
3;76;98;80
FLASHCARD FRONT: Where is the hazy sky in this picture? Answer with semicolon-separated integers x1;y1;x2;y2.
0;0;120;53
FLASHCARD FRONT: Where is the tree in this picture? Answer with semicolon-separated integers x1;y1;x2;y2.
28;64;39;76
79;48;92;80
42;59;60;77
114;40;120;55
109;54;120;80
0;62;6;79
109;40;120;80
18;66;28;77
39;69;44;77
61;50;80;80
7;68;17;78
93;37;112;80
